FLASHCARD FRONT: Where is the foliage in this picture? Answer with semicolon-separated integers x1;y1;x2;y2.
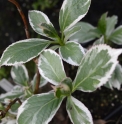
0;0;122;124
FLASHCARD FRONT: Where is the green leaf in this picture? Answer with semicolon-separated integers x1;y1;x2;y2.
106;15;118;37
66;96;93;124
38;49;66;85
109;26;122;45
0;86;24;102
59;0;91;32
70;22;100;43
105;63;122;90
29;10;58;39
98;12;107;34
31;74;48;91
73;44;122;92
93;36;104;45
11;64;29;86
64;25;81;41
0;39;50;66
59;41;85;66
17;92;63;124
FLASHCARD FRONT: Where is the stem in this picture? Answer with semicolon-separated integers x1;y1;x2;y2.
34;70;41;94
0;98;22;118
8;0;30;39
8;0;41;94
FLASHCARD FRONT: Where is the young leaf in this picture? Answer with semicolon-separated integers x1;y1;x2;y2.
38;49;66;85
0;39;50;66
29;10;58;39
93;36;104;45
59;41;85;66
66;96;93;124
11;64;29;86
70;22;100;43
0;86;24;102
109;26;122;45
64;25;81;41
59;0;91;32
17;92;63;124
73;44;122;92
98;12;107;34
106;15;118;37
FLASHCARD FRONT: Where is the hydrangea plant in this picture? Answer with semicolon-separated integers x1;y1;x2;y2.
0;0;122;124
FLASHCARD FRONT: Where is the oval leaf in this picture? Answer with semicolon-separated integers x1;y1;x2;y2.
70;22;100;43
73;44;122;92
11;64;29;86
66;96;93;124
0;39;50;66
17;92;63;124
59;41;85;66
38;49;66;85
109;26;122;45
59;0;91;32
29;10;58;39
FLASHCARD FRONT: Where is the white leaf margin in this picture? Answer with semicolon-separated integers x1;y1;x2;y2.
11;64;29;85
0;38;50;66
38;49;66;85
75;44;122;90
61;0;91;32
17;92;63;124
67;96;93;124
59;41;85;66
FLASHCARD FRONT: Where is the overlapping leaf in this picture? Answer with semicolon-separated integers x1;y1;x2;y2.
59;0;91;32
0;39;50;66
70;22;100;43
59;41;85;66
11;64;29;86
29;10;58;39
66;96;93;124
38;49;66;85
73;44;122;92
17;92;63;124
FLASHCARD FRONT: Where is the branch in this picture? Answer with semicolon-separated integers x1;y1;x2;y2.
0;98;22;118
8;0;30;39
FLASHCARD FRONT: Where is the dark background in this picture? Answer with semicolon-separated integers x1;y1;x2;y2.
1;0;122;123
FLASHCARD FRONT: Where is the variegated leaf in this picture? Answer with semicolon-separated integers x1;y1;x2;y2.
17;92;63;124
11;64;29;86
59;0;91;32
59;41;85;66
73;44;122;92
38;49;66;85
0;39;50;66
66;96;93;124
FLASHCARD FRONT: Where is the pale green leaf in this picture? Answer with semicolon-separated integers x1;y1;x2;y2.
70;22;100;43
98;12;107;34
17;92;63;124
59;0;91;32
73;44;122;92
109;26;122;45
64;25;81;41
106;15;118;37
11;64;29;86
29;10;58;39
66;96;93;124
93;36;104;45
59;41;85;66
0;39;50;66
0;86;24;102
38;49;66;85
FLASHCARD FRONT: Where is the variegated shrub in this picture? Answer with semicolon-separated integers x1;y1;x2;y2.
0;0;122;124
